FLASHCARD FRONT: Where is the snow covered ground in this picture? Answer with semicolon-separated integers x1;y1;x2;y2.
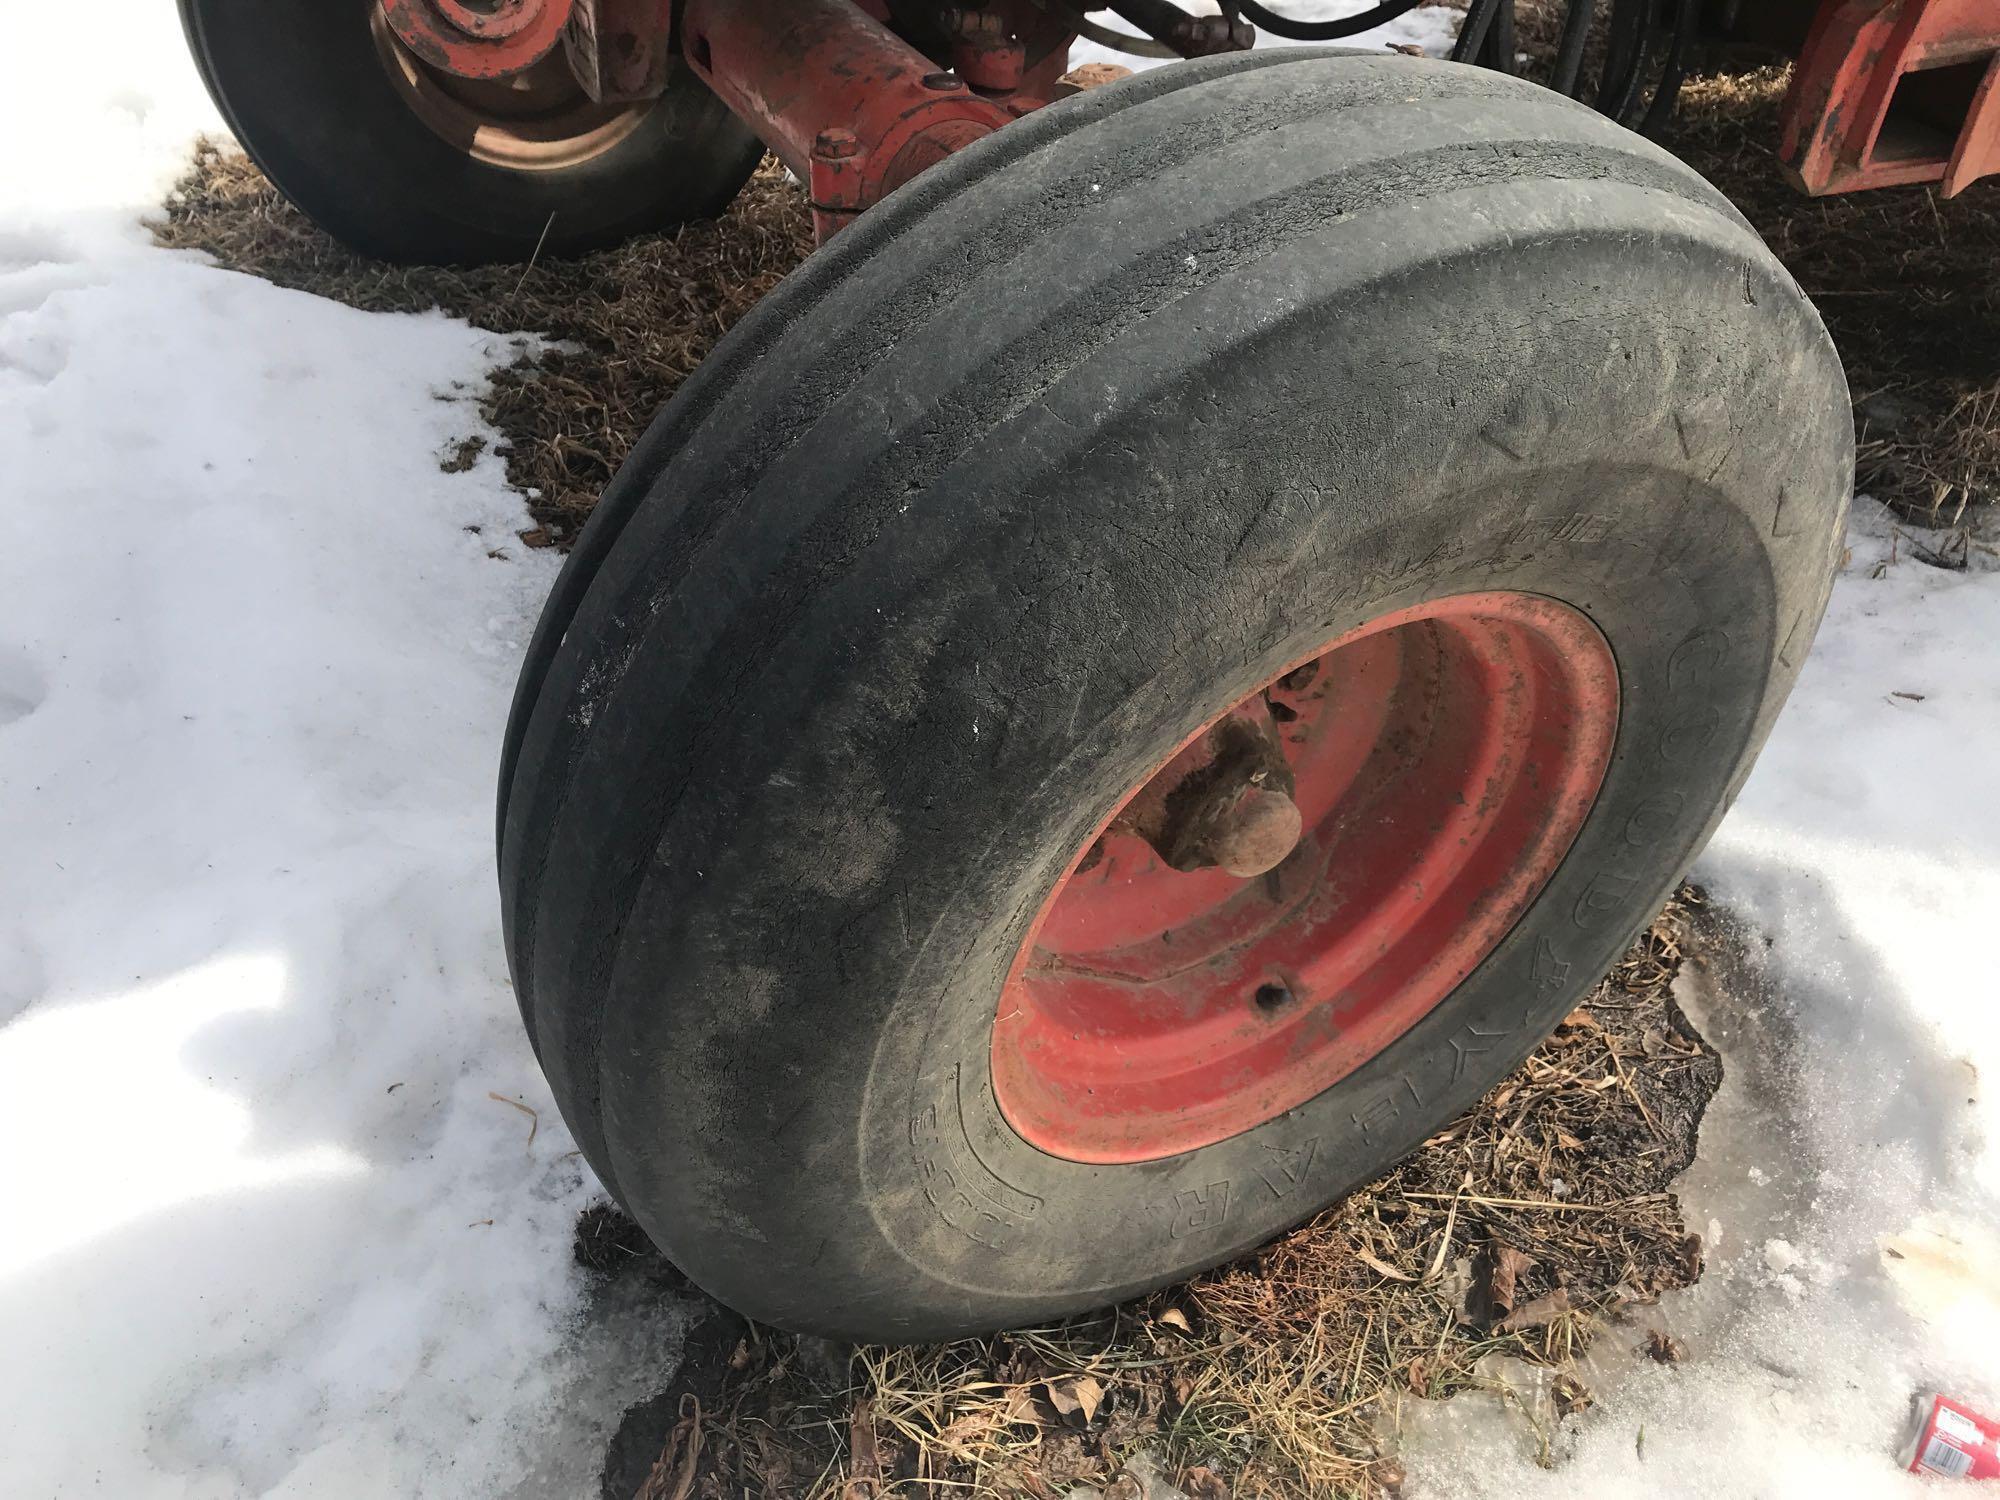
0;9;683;1496
2;4;1997;1497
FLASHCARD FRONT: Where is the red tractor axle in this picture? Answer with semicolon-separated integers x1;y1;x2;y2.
681;0;1070;239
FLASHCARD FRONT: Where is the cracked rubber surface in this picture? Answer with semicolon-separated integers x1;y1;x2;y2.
499;52;1851;1341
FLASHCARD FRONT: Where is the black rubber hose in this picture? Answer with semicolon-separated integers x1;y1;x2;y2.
1450;0;1503;63
1484;0;1516;74
1639;0;1700;135
1599;0;1656;120
1233;0;1431;42
1595;0;1645;111
1551;0;1595;96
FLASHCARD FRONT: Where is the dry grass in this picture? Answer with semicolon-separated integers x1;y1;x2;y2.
1495;0;2000;523
153;141;813;548
586;890;1719;1500
1661;65;2000;524
153;34;2000;540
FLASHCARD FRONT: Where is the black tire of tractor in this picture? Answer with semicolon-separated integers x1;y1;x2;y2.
177;0;763;265
499;51;1851;1343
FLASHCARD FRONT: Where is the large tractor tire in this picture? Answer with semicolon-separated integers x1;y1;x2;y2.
499;51;1850;1342
178;0;762;264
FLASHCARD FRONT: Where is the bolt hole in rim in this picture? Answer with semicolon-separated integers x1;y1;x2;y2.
991;592;1620;1165
370;4;650;171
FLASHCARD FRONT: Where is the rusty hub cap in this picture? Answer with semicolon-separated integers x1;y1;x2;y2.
371;4;649;170
990;592;1620;1164
380;0;571;78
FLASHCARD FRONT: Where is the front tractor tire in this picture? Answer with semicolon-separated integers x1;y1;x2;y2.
178;0;763;264
499;52;1850;1342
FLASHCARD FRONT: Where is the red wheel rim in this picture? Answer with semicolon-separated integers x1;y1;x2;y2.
991;592;1619;1164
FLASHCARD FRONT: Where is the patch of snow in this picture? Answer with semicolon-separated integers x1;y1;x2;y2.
1403;500;2000;1496
1761;1238;1803;1274
0;10;690;1497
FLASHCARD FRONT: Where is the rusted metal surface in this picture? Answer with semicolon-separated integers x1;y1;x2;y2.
562;0;675;102
380;0;576;79
371;8;650;168
990;593;1620;1165
680;0;1071;241
939;6;1028;92
1781;0;2000;196
1120;700;1303;880
1104;0;1252;58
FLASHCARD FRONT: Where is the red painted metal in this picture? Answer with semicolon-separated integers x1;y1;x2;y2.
991;593;1620;1165
381;0;576;79
680;0;1071;240
1781;0;2000;196
562;0;676;103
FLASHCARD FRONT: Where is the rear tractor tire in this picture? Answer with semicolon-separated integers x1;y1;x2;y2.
178;0;763;264
499;52;1851;1342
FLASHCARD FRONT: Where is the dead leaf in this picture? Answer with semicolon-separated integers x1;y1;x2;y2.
1041;1374;1105;1427
1560;1007;1601;1031
1554;1374;1594;1416
1681;1232;1706;1281
634;1395;702;1500
1157;1307;1191;1333
1056;62;1134;90
1183;1466;1230;1499
1496;1287;1572;1333
1641;1328;1686;1363
847;1398;881;1489
1488;1243;1536;1316
1103;1476;1143;1500
1386;41;1424;55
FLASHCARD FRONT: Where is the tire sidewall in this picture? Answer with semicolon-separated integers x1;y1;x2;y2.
594;220;1848;1339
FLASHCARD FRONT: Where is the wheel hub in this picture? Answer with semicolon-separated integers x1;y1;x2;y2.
990;592;1620;1164
370;6;651;170
380;0;574;77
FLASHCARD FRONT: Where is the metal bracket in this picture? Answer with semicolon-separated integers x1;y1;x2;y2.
1780;0;2000;196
